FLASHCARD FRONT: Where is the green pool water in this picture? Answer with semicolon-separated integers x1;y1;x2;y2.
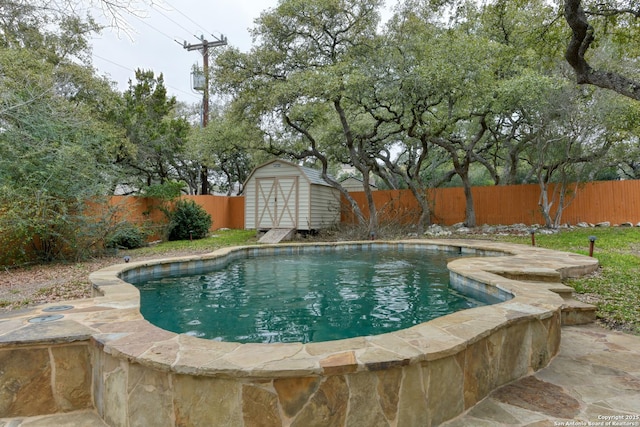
135;248;491;343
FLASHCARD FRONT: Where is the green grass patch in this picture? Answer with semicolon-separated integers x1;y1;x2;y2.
126;229;258;256
494;227;640;335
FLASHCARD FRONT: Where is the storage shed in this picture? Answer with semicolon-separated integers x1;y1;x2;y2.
244;159;341;231
339;176;378;193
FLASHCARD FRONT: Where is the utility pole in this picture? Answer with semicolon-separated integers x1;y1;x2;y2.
183;34;227;195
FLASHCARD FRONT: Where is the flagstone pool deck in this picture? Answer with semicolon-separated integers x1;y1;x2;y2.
1;240;638;426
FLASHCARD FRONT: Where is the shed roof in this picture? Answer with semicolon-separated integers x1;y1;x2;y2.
245;159;335;188
300;164;333;186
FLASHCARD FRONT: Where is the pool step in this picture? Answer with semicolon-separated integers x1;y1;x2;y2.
560;296;597;326
520;280;597;326
520;280;575;299
258;228;296;244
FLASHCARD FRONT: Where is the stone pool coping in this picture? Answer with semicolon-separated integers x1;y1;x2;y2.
1;239;598;378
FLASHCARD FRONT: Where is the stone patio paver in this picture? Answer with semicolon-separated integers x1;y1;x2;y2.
443;323;640;426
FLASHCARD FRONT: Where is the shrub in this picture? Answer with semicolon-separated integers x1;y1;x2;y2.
166;199;212;241
106;223;148;249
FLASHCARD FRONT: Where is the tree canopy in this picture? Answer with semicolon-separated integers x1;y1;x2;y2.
0;1;125;262
211;0;639;233
2;0;640;264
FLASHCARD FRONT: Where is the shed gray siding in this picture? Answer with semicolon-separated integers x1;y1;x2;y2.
244;159;340;231
309;185;341;229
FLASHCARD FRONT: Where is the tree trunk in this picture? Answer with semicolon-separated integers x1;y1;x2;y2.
333;98;378;237
537;177;554;228
505;151;519;185
359;169;378;237
200;167;209;195
373;149;431;232
553;189;566;228
407;184;431;233
461;173;476;227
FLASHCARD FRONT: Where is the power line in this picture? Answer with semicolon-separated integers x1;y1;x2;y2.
163;0;214;38
93;53;131;72
166;84;202;100
92;54;201;100
150;2;198;38
129;12;176;42
92;3;232;104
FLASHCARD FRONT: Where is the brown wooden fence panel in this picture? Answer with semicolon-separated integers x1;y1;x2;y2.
168;195;242;231
181;195;245;230
560;180;640;225
183;195;230;231
227;197;246;229
372;190;420;224
340;180;640;226
105;196;164;225
470;181;640;226
471;184;544;226
102;195;242;233
432;187;466;225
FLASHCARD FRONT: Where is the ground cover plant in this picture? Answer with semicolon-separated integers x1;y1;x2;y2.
1;227;637;335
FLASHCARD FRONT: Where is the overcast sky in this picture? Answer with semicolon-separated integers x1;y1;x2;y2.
90;1;393;106
90;1;279;105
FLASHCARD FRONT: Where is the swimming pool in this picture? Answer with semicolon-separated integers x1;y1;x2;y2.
133;248;497;343
37;239;594;426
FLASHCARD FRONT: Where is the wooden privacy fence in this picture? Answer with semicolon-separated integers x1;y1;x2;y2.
109;180;640;231
343;180;640;226
104;195;245;233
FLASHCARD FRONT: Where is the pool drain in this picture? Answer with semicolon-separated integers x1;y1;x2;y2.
28;314;64;323
42;305;74;312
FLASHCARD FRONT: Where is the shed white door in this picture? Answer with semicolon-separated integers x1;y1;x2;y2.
256;176;299;229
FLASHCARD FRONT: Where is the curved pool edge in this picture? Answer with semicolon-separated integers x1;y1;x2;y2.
0;239;599;425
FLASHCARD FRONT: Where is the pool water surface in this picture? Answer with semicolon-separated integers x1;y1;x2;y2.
135;248;492;343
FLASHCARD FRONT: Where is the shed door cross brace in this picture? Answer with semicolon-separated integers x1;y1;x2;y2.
256;176;298;229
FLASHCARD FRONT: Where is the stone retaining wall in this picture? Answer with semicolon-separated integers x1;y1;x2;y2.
88;311;560;426
0;342;92;417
